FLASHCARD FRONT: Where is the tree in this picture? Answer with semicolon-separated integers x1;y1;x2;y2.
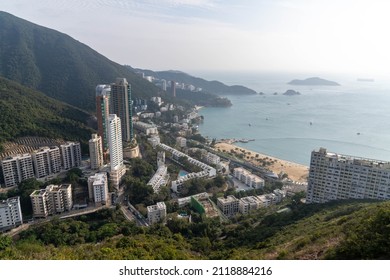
125;177;154;205
214;174;226;188
128;158;155;183
14;178;43;216
66;168;83;183
0;235;12;251
190;134;206;143
328;208;390;259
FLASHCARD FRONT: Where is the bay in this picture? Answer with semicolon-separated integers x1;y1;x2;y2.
197;72;390;165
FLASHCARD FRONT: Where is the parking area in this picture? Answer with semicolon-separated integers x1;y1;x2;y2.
230;176;254;192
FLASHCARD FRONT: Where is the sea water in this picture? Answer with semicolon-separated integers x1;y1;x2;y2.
197;72;390;165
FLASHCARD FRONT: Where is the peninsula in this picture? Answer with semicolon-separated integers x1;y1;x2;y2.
288;77;340;86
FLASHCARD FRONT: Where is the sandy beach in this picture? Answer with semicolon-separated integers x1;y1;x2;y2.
214;142;309;183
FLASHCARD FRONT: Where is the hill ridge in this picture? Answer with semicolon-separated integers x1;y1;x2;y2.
0;11;160;111
134;67;257;95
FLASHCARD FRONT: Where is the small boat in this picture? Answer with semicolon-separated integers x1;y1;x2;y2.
248;123;251;126
310;122;313;125
357;132;361;135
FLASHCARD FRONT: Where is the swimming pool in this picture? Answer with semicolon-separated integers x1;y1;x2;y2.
178;170;189;177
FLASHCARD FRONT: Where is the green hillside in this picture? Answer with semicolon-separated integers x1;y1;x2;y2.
0;11;159;111
0;76;94;151
1;199;389;259
224;199;390;259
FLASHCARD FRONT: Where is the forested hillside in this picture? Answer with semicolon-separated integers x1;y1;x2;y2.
0;77;94;152
0;11;159;111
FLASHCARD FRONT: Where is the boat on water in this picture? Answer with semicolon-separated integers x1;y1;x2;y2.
238;139;255;143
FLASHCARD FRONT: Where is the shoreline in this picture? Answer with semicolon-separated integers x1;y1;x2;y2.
213;142;309;183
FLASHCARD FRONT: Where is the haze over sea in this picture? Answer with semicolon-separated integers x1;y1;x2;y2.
196;71;390;166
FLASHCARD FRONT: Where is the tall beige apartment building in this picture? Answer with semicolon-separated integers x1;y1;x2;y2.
89;134;104;170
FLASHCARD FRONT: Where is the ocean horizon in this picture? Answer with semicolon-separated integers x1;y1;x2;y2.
196;71;390;166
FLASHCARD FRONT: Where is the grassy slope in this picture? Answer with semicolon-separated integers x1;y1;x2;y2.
1;199;389;260
226;199;390;259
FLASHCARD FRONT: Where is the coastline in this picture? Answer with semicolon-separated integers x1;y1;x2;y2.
214;142;309;183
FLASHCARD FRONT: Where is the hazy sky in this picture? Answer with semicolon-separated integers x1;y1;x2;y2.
2;0;390;76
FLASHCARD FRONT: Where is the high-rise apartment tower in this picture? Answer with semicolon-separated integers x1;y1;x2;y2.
108;114;125;186
89;134;104;170
110;78;134;142
307;148;390;203
95;84;111;151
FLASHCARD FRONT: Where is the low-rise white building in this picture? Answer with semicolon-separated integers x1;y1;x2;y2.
256;195;272;207
256;193;280;207
176;137;187;148
147;135;160;148
147;166;168;193
147;202;166;224
203;152;220;165
140;112;155;119
151;96;162;106
0;196;23;232
217;161;230;174
133;121;158;135
217;195;239;217
88;173;109;205
239;196;261;214
157;143;216;193
177;192;209;207
273;189;286;203
234;167;265;189
30;184;73;218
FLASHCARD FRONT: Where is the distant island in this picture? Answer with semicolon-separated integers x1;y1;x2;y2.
283;89;301;96
288;77;340;86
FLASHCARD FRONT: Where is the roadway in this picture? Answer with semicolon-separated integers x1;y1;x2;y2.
116;183;149;226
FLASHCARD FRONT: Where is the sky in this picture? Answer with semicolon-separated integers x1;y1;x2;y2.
1;0;390;77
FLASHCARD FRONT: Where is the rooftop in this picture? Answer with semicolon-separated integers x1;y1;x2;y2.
315;148;390;169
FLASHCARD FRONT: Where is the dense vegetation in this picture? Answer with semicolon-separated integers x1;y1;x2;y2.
134;68;257;95
0;11;159;111
0;209;197;259
0;77;94;150
1;199;389;260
